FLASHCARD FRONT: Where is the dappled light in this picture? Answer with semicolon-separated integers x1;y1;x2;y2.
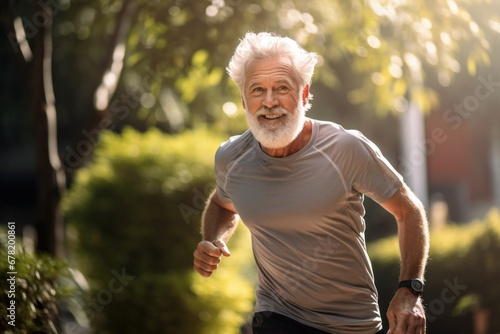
1;0;499;333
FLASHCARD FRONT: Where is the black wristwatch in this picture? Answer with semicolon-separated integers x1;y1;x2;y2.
398;278;424;296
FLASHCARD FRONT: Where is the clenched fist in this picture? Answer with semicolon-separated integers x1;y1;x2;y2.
193;240;231;277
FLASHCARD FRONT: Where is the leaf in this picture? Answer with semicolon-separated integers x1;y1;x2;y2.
467;55;477;76
205;68;223;86
126;52;144;67
392;79;407;97
192;49;209;67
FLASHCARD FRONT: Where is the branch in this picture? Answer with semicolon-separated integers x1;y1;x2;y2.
94;0;137;112
1;0;33;65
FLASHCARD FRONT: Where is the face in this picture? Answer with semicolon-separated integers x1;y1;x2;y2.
242;56;309;149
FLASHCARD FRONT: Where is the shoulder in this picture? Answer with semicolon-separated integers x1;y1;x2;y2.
313;119;369;150
215;130;254;167
311;119;387;164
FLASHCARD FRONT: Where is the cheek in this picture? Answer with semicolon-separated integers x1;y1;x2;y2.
245;98;262;113
283;96;300;109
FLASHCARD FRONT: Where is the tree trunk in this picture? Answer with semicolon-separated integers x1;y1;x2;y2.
32;0;66;257
63;0;136;172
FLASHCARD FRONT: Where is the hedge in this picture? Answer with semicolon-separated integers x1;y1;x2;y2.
62;127;255;334
369;209;500;334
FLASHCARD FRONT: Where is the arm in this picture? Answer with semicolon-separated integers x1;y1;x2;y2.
193;190;239;277
380;183;430;334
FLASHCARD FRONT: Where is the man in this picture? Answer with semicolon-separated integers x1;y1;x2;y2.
193;32;429;334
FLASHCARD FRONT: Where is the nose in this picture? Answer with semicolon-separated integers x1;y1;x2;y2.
262;90;278;108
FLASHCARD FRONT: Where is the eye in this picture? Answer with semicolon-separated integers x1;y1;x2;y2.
250;87;265;96
277;85;289;92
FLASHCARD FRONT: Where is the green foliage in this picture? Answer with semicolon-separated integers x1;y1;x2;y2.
0;229;70;333
369;209;500;333
62;127;255;334
47;0;500;135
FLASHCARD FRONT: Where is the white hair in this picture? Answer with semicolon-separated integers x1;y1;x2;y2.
227;32;318;110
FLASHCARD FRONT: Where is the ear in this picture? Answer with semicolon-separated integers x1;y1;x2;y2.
241;96;246;110
302;84;310;106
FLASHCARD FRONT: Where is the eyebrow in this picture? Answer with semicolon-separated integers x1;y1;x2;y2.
247;78;295;91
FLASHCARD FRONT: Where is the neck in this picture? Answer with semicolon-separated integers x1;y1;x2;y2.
260;118;312;157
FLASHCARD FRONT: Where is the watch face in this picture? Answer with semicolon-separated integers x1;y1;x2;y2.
411;279;424;292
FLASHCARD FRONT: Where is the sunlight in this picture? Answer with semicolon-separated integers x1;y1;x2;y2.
223;101;239;118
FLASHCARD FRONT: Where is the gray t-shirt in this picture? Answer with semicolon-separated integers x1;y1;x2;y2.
215;119;403;334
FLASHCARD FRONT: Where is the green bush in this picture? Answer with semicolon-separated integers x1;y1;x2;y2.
0;228;70;333
369;209;500;334
62;127;255;334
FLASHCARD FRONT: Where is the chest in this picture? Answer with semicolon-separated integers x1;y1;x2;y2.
225;152;348;231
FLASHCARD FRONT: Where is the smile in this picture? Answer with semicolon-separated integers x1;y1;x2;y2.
260;114;286;120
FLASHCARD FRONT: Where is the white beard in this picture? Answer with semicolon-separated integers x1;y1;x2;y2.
245;104;306;149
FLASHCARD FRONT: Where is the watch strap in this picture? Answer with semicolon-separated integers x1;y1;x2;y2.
398;279;424;295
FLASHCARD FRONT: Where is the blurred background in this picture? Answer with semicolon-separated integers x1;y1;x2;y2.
1;0;499;333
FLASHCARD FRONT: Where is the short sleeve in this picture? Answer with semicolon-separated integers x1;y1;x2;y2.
346;130;403;203
214;145;233;203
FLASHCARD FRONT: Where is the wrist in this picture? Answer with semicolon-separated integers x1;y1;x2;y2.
398;278;425;296
211;239;223;246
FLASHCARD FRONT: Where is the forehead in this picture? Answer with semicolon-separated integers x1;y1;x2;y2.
245;56;297;86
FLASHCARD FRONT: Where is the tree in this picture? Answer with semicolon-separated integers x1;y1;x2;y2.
2;0;66;256
31;0;66;256
1;0;498;256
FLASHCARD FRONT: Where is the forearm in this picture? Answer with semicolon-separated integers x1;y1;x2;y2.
201;192;239;243
397;201;430;281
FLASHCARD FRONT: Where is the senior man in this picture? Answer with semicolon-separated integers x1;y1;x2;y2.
193;32;429;334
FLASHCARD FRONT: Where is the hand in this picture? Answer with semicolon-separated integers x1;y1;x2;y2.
193;240;231;277
387;288;426;334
